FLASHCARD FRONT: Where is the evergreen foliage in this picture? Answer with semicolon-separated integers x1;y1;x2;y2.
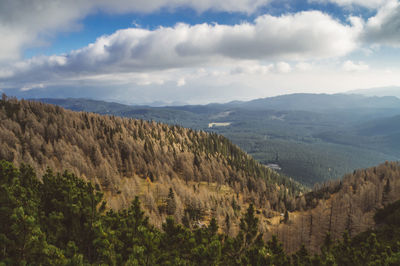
2;160;400;265
36;96;400;186
0;96;305;230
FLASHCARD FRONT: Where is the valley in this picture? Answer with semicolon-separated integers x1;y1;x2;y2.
2;96;400;264
37;93;400;186
2;1;400;264
0;96;304;230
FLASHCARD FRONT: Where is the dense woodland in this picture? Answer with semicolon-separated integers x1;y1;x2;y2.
0;95;303;233
2;96;400;262
269;161;400;254
1;160;400;265
38;96;400;185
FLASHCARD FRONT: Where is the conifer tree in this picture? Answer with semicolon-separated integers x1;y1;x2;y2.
166;187;176;215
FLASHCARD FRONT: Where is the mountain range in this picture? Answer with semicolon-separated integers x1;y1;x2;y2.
347;86;400;99
2;95;400;263
35;93;400;185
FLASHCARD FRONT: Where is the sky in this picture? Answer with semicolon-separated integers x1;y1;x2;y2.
1;0;400;105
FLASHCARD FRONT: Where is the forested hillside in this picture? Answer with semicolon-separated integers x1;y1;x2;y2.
270;161;400;254
3;95;400;261
2;160;400;265
37;94;400;185
0;95;303;232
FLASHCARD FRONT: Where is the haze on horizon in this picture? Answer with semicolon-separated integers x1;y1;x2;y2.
1;0;400;104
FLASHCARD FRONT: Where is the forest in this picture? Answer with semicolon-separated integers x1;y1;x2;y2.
0;95;304;233
266;161;400;254
37;94;400;185
2;96;400;264
2;0;400;264
1;160;400;265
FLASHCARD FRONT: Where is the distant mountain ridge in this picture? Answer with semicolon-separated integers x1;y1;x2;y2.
234;93;400;111
36;92;400;111
36;98;133;114
357;115;400;136
3;95;400;260
0;95;304;232
36;93;400;126
347;86;400;99
33;93;400;185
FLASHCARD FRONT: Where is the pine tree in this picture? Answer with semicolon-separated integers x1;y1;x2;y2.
240;203;259;247
208;217;218;237
284;210;289;223
225;214;231;235
267;235;289;265
382;179;391;206
292;244;311;265
166;188;176;215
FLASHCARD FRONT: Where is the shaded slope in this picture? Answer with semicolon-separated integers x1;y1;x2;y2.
34;95;400;186
268;161;400;254
232;93;400;112
316;114;400;157
0;95;304;231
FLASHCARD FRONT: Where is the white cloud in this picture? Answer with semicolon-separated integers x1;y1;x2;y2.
310;0;386;9
230;61;273;75
0;69;13;79
295;62;313;71
20;83;45;92
275;62;292;73
4;63;400;105
177;11;361;60
307;1;400;49
131;20;141;28
362;0;400;46
342;60;369;71
0;0;90;63
95;0;271;14
0;10;363;89
4;1;400;104
0;0;271;64
177;78;186;86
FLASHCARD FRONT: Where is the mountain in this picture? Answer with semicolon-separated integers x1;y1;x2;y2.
3;160;400;265
0;95;304;231
33;94;400;186
228;93;400;112
357;115;400;137
316;114;400;157
347;86;400;99
38;93;400;119
36;98;134;114
37;98;203;128
2;95;400;264
268;161;400;254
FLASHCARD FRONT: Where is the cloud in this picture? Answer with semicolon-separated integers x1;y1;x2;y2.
177;11;361;60
275;62;292;73
5;63;400;105
295;62;313;71
310;0;386;9
177;78;186;86
307;1;400;48
230;61;297;75
94;0;271;14
342;60;369;71
230;62;273;75
20;83;45;92
0;0;90;63
0;0;271;64
0;10;362;89
362;0;400;46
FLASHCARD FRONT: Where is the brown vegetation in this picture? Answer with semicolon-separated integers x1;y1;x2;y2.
268;161;400;253
0;95;303;233
2;95;399;254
